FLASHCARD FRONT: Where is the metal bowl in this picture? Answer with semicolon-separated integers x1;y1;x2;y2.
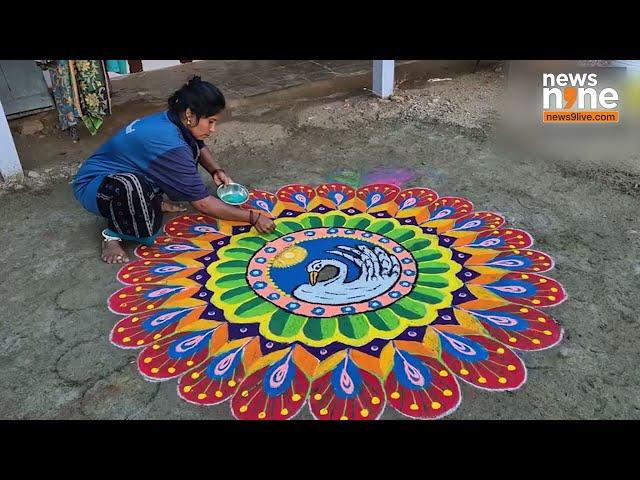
217;182;249;206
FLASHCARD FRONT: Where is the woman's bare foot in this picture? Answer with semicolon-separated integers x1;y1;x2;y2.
161;201;187;213
102;240;130;264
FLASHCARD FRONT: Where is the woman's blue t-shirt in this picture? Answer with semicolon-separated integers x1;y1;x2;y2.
72;110;210;215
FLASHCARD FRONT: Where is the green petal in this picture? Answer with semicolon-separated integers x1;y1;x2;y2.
303;317;337;341
390;297;427;320
219;286;255;304
410;285;446;304
215;260;248;273
234;296;277;318
215;273;248;289
322;214;346;227
386;229;415;243
344;216;371;230
299;214;323;229
222;247;255;260
338;314;370;339
367;308;400;331
268;309;307;337
237;236;267;249
274;220;303;235
418;261;450;275
413;248;443;262
367;220;394;235
402;238;432;251
417;274;449;289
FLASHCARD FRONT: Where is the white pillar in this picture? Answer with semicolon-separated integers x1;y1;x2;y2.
0;98;23;183
372;60;395;98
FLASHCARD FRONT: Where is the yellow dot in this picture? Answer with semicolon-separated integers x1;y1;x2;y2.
320;408;328;416
532;339;541;345
507;364;516;371
144;261;151;266
145;277;152;281
135;286;142;292
241;390;249;397
497;348;505;354
498;377;507;384
460;368;469;375
136;340;144;346
371;396;381;405
130;307;138;312
143;252;149;256
543;263;550;267
391;392;400;399
360;409;369;418
239;405;248;413
443;389;453;397
409;403;419;411
532;299;541;305
228;380;237;387
538;317;546;323
281;408;289;416
521;274;529;279
133;278;140;283
123;274;130;279
119;294;127;299
117;327;125;333
147;304;155;310
539;278;548;284
520;307;529;312
506;230;513;234
191;372;200;380
153;334;161;340
509;245;516;249
431;402;442;410
314;393;322;401
198;393;207;400
123;337;131;343
513;250;520;254
340;415;348;420
509;337;517;343
143;357;152;364
197;216;203;220
516;235;523;239
151;368;159;374
177;233;183;236
534;267;540;271
292;394;302;402
215;390;223;398
153;344;160;350
478;377;487;384
153;254;160;258
518;242;525;245
548;296;556;301
543;330;553;336
183;386;192;393
526;251;533;255
187;360;194;366
439;370;449;377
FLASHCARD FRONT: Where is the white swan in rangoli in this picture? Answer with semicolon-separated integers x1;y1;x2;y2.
292;245;401;304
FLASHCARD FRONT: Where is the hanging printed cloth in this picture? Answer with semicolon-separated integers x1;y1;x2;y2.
46;60;112;135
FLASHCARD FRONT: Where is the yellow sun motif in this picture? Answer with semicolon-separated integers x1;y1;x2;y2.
270;245;308;268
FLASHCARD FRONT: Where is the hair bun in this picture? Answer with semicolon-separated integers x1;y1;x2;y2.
186;75;202;87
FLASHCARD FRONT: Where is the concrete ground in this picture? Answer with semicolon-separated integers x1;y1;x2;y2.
1;63;639;419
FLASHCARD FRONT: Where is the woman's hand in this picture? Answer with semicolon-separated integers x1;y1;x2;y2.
254;214;275;234
213;169;232;186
